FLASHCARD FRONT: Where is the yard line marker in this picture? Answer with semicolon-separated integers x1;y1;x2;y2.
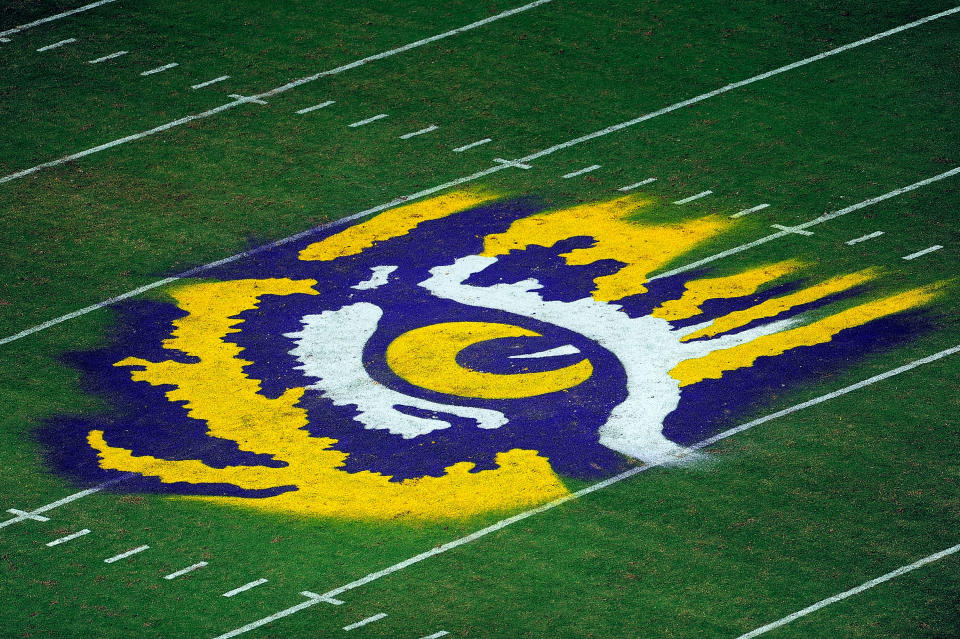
562;164;601;179
421;633;449;639
902;245;943;260
6;508;49;522
301;590;344;605
192;75;231;90
212;344;960;639
652;166;960;281
88;50;127;64
845;230;884;245
140;63;178;76
452;138;491;152
104;544;149;563
731;203;770;218
0;37;10;43
770;223;814;236
349;113;389;128
0;476;132;529
618;177;656;191
400;124;439;139
37;38;77;52
0;0;118;38
46;529;91;547
229;93;267;105
734;542;960;639
343;613;387;631
222;578;268;597
296;100;335;114
493;157;532;169
164;561;208;580
1;6;953;187
673;190;713;204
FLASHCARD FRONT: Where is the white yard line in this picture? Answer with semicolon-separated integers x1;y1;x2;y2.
562;164;601;178
296;100;335;114
452;138;492;152
88;50;127;64
618;177;657;191
0;0;117;38
36;38;77;52
348;113;389;128
140;62;178;76
343;613;387;631
104;544;149;563
673;190;713;204
46;529;91;547
192;75;231;90
653;167;960;280
731;203;770;218
0;477;131;529
902;245;943;260
400;124;439;139
845;230;884;245
164;561;208;580
211;343;960;639
222;578;268;597
734;543;960;639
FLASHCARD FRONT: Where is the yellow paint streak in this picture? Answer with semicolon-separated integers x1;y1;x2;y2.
481;195;728;301
94;278;569;520
670;287;936;386
652;261;803;321
298;190;497;262
386;322;593;399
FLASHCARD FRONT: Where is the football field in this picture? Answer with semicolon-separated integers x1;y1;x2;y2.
1;1;958;637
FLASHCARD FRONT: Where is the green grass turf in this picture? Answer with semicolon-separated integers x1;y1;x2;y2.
0;0;958;637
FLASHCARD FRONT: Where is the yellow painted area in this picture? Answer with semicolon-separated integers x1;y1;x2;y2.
652;261;802;321
94;278;569;520
298;190;497;262
670;287;937;386
386;322;593;399
681;269;878;341
481;195;728;301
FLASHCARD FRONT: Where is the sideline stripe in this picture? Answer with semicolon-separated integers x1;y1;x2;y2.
673;190;713;204
0;0;117;38
343;613;387;631
735;543;960;639
562;164;601;178
88;50;127;64
37;38;77;52
400;124;439;139
296;101;335;114
452;138;492;152
222;578;268;597
104;544;149;563
731;203;770;218
902;245;943;260
653;167;960;280
141;63;178;76
845;230;884;245
192;75;231;90
619;177;656;191
211;343;960;639
46;529;91;546
164;561;208;580
348;113;388;128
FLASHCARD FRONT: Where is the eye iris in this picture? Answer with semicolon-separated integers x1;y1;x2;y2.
385;321;593;399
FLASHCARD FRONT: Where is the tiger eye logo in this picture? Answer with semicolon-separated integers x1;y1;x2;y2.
45;190;938;520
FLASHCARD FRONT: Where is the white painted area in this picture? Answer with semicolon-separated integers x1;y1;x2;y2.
770;223;814;236
140;63;178;76
652;167;960;280
618;177;656;192
192;75;231;90
349;114;389;128
562;164;601;179
164;561;208;580
223;578;268;597
0;0;117;38
0;37;10;43
286;303;508;439
88;50;127;64
301;590;344;605
508;344;580;359
6;508;49;522
902;245;943;260
0;481;126;529
37;38;77;52
104;544;149;563
421;633;450;639
46;529;91;546
296;100;334;114
492;157;532;169
673;190;713;204
400;124;439;139
730;203;769;218
735;542;960;639
452;138;491;152
344;613;387;631
845;230;884;245
351;265;397;290
229;93;267;105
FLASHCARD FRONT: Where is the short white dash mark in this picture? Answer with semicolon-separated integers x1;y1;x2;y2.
344;613;387;631
296;100;335;114
46;529;91;547
352;265;398;291
562;164;601;179
845;231;884;245
400;124;439;139
223;578;268;597
104;544;150;563
902;245;943;260
88;50;127;64
673;190;713;204
37;38;77;52
420;632;450;639
192;75;231;90
618;177;656;192
140;63;178;76
349;113;389;128
164;561;208;580
452;138;491;152
730;203;770;218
